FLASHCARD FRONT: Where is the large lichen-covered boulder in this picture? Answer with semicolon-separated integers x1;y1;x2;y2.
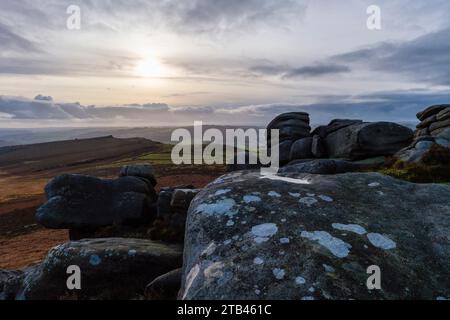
9;238;182;300
36;174;157;229
180;171;450;300
325;122;413;160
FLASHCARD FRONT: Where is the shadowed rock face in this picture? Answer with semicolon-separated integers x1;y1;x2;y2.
325;122;413;160
145;268;182;300
267;112;311;144
180;171;450;300
36;174;157;229
9;238;182;300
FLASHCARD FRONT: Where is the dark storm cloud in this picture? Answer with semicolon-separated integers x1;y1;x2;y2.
249;63;351;79
282;64;351;78
334;27;450;85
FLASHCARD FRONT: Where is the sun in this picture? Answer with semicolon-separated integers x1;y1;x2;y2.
134;56;167;78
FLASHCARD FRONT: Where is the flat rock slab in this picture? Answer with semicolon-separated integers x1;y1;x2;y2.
181;171;450;300
15;238;182;300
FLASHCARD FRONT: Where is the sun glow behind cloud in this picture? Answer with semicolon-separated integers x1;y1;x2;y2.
134;55;173;78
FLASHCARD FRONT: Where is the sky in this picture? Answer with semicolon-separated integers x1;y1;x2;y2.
1;0;450;127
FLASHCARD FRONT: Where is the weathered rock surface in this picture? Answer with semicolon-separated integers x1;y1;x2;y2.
149;186;198;242
417;105;448;121
396;127;450;163
311;135;327;158
325;122;413;159
267;112;311;144
171;189;201;212
277;140;294;165
325;119;363;136
120;164;157;187
181;171;450;300
0;270;24;300
281;159;366;175
145;268;182;300
289;137;313;161
9;238;182;300
437;107;450;121
36;174;157;229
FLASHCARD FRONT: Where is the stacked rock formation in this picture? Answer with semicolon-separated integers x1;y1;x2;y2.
36;164;158;240
267;112;311;164
265;112;413;165
396;105;450;163
415;105;450;137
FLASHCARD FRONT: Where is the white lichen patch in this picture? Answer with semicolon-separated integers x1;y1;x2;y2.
273;268;286;280
332;223;367;235
295;276;306;285
367;233;397;250
302;296;315;300
223;239;232;246
215;189;232;196
255;289;261;295
280;238;290;244
318;195;334;202
260;172;310;185
204;262;225;280
323;264;336;273
299;197;318;207
301;231;352;258
289;192;301;198
201;242;217;257
253;257;264;265
368;182;381;187
128;249;137;256
309;287;315;293
281;218;287;223
195;198;237;217
89;254;102;266
243;195;262;204
182;264;200;299
251;223;278;243
268;191;282;198
226;220;235;227
307;193;316;197
377;191;385;196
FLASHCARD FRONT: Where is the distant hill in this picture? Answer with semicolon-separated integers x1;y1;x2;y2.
0;136;163;175
0;126;262;148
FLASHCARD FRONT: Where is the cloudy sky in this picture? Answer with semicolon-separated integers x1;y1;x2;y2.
1;0;450;127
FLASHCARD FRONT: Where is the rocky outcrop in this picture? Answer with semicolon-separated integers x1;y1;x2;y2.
266;114;412;164
3;238;182;300
396;105;450;163
36;174;157;231
180;171;450;300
